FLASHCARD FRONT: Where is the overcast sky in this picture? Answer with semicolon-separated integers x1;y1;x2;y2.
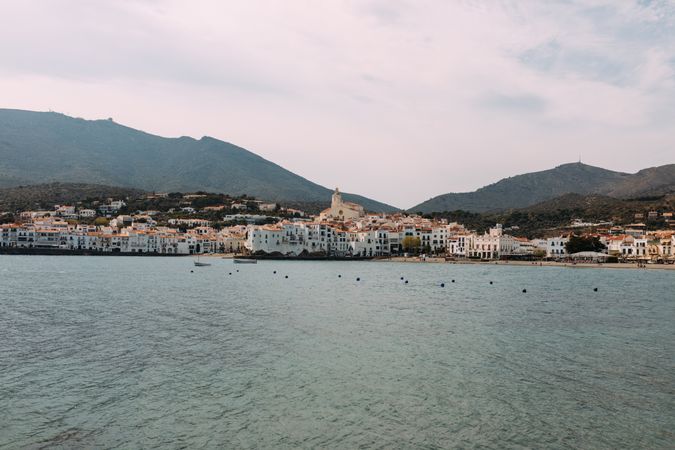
1;0;674;207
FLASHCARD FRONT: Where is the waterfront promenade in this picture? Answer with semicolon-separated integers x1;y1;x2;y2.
383;256;675;270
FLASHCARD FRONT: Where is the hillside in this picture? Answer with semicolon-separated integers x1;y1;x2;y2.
411;162;675;213
426;193;675;238
0;183;145;212
0;109;398;212
597;165;675;198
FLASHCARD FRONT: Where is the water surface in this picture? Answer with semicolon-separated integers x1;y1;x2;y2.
1;256;674;448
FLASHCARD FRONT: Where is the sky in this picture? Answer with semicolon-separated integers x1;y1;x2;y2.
1;0;674;208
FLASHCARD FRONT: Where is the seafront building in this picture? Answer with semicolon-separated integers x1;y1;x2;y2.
1;188;674;261
0;218;247;255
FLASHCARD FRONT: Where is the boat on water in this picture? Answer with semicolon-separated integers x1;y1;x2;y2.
193;256;211;267
233;258;257;264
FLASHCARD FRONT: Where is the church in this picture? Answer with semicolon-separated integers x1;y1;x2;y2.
319;188;365;221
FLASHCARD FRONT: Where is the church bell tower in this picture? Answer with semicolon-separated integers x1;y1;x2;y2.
331;187;342;208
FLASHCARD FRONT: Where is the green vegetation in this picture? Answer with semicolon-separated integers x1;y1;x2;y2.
0;182;315;229
93;217;110;226
402;236;421;253
0;183;143;212
565;235;606;254
427;193;675;238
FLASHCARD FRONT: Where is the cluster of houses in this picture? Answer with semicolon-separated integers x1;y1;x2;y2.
1;188;674;262
245;189;675;262
19;200;126;222
246;214;675;261
1;207;247;255
0;218;247;255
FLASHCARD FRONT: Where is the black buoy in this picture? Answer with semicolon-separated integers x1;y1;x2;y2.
285;275;288;279
489;281;493;285
356;277;360;281
400;276;404;280
273;270;277;274
593;287;598;292
228;272;232;275
452;279;455;283
522;289;527;293
440;283;445;287
405;280;409;284
236;269;239;272
190;270;194;273
338;274;342;278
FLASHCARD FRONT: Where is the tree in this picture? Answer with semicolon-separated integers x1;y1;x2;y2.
93;217;109;226
402;236;421;254
565;235;606;254
532;249;546;258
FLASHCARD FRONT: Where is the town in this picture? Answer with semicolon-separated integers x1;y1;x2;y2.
1;188;674;264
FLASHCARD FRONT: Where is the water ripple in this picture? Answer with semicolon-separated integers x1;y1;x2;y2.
0;256;673;448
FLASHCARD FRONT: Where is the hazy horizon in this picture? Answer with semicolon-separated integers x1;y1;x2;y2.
1;1;674;205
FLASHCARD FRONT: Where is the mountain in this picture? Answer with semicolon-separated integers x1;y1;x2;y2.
596;165;675;198
410;162;675;213
0;109;398;212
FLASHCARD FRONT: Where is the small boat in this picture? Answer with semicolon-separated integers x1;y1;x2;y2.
233;258;257;264
194;256;211;267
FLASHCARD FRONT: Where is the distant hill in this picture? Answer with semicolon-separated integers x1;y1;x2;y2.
411;162;675;213
426;192;675;238
520;192;675;219
0;109;398;212
0;183;145;212
596;165;675;198
520;193;629;214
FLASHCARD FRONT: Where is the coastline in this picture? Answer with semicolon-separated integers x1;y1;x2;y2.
378;256;675;271
0;248;185;257
1;250;673;270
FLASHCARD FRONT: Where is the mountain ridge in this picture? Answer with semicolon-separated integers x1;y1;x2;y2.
0;108;399;212
410;162;675;213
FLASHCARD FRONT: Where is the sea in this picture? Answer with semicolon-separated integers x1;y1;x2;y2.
1;256;673;449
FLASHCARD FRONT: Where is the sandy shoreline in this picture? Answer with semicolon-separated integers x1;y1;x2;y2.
210;253;675;270
378;257;675;271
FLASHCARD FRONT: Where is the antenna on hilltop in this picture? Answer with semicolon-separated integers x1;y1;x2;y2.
578;153;582;164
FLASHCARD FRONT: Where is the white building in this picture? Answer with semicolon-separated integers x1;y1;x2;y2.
98;200;126;215
78;209;97;218
259;203;277;212
546;236;569;258
168;218;211;228
467;224;517;259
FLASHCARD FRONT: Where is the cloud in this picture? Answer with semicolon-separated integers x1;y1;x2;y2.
480;92;547;113
0;0;673;207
